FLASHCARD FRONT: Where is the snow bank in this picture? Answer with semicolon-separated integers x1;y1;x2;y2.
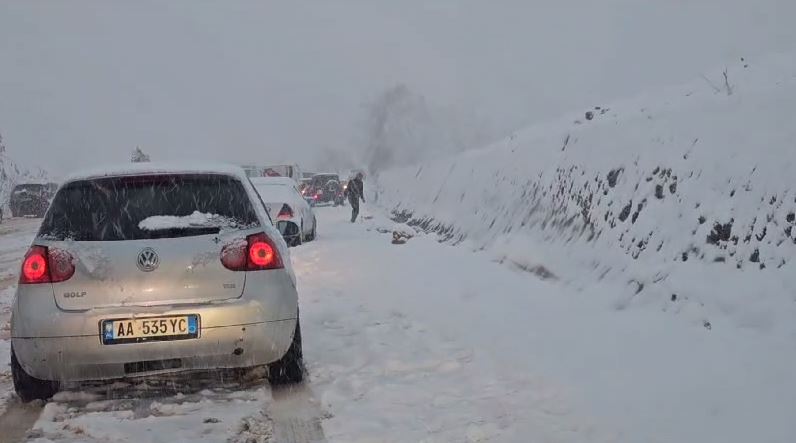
376;53;796;334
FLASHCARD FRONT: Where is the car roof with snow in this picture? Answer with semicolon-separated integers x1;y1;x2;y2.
63;162;250;184
251;184;298;204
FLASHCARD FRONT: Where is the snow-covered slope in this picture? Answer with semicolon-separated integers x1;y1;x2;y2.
376;53;796;335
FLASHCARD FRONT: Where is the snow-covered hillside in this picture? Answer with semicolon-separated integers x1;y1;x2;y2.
376;53;796;335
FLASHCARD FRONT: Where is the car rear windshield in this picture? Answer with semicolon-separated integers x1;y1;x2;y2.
311;175;339;186
38;174;260;241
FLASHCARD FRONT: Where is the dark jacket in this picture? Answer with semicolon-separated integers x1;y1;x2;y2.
346;178;364;202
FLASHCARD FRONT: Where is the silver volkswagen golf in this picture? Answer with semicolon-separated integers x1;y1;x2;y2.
11;164;304;401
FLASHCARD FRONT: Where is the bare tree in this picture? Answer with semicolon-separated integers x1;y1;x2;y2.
700;74;721;94
362;84;416;175
723;69;733;96
360;84;495;176
131;146;151;163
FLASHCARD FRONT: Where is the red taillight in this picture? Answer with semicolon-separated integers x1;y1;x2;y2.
249;240;274;266
221;232;283;271
220;239;247;269
277;204;293;220
48;248;76;282
21;247;47;283
20;246;75;284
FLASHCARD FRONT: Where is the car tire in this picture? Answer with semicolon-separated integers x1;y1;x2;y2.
11;347;59;402
308;219;317;241
295;221;304;246
267;315;304;386
304;218;314;241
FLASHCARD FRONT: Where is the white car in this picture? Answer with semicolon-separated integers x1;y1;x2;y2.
251;177;317;246
11;163;303;400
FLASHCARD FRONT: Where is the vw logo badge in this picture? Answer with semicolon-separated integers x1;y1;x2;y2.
136;247;159;272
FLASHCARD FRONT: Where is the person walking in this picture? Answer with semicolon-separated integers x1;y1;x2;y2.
345;172;365;223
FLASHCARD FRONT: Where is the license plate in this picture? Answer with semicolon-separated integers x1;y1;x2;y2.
101;315;199;345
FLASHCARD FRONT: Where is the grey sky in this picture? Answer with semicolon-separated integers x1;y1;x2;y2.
1;1;794;178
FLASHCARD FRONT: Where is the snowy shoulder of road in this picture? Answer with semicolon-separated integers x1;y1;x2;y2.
377;52;796;339
363;52;796;442
293;207;796;442
0;219;44;418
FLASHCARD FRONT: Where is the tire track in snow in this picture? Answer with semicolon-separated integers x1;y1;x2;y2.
270;384;327;443
0;217;43;442
17;375;275;442
0;399;43;443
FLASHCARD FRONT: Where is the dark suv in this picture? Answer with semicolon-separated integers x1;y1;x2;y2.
305;173;344;206
9;183;56;218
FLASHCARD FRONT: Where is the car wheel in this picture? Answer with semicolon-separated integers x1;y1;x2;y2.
11;347;59;402
295;221;304;246
267;314;304;385
303;218;313;241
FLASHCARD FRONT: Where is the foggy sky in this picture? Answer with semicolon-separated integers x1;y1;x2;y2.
1;0;795;178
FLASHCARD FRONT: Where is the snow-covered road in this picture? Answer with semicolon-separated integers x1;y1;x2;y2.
1;207;795;442
0;218;42;421
292;207;796;443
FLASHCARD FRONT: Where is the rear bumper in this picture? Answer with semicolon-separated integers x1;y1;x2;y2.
12;318;296;381
12;284;298;382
